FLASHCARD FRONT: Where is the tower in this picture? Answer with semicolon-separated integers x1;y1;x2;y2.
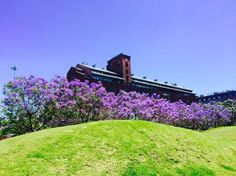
107;53;131;83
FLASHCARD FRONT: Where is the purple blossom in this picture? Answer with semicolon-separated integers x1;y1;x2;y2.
1;75;233;135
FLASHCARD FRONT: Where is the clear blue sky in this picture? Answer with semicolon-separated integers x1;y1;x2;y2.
1;0;236;98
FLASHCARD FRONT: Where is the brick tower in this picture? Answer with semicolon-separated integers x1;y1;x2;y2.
107;53;131;83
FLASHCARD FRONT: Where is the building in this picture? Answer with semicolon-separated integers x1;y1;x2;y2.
67;53;196;103
198;90;236;103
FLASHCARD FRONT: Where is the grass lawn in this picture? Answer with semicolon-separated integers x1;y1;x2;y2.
0;120;235;176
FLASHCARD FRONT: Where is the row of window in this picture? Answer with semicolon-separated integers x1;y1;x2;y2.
199;95;225;102
92;75;112;83
199;92;236;102
132;83;151;89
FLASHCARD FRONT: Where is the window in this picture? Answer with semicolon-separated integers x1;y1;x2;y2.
92;75;112;83
132;83;150;89
126;69;129;74
126;76;129;82
163;93;171;101
125;62;128;68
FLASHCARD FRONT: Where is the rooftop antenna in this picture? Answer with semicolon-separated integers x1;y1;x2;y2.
10;65;17;79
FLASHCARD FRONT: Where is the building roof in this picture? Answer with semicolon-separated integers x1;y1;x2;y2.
79;64;119;75
131;76;193;92
132;79;195;94
198;90;236;99
107;53;131;62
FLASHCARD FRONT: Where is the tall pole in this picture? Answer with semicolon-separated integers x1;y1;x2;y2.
10;66;17;79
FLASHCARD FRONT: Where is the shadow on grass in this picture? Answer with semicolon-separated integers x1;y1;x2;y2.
176;165;215;176
122;162;215;176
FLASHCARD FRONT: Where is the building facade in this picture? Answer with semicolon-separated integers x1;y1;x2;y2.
67;53;196;103
198;90;236;103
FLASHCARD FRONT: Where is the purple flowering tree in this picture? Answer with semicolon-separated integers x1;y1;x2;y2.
219;99;236;125
104;91;232;131
1;75;233;135
48;76;108;126
102;91;156;120
2;76;59;134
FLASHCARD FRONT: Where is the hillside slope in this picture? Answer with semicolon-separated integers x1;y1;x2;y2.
0;120;235;176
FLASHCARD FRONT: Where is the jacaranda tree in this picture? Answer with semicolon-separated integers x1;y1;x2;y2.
48;76;107;126
0;75;233;136
219;99;236;125
2;76;59;134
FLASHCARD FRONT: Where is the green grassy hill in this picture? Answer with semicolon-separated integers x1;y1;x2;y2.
0;120;235;176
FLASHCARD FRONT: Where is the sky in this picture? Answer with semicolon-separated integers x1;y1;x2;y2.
0;0;236;98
